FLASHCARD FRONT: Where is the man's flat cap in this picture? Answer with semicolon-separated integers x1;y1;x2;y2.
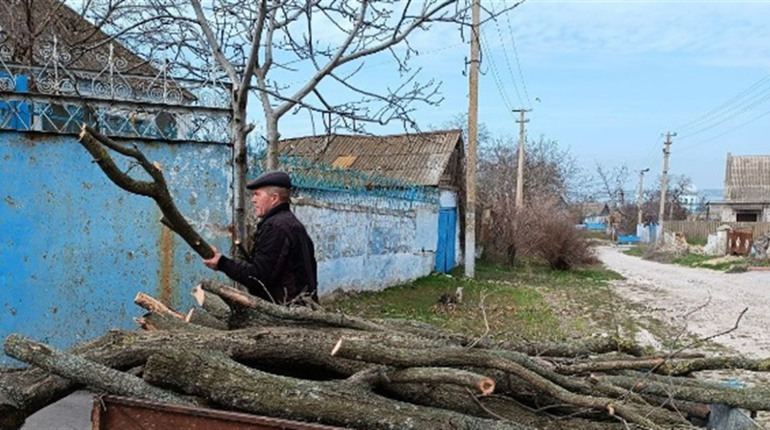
246;170;292;190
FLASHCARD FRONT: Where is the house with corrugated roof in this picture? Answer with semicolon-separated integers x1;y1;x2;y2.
709;153;770;222
273;130;465;292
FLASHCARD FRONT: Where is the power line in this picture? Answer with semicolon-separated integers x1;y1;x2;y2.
480;26;517;118
503;0;532;107
674;72;770;133
491;10;524;107
639;134;664;174
676;85;770;141
673;105;770;155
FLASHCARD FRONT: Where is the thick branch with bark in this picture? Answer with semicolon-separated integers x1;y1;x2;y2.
143;348;531;430
77;124;214;258
3;335;194;407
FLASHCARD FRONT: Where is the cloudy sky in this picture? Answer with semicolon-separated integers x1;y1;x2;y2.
276;0;770;192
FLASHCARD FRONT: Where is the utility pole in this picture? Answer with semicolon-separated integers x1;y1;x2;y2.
637;168;649;226
513;108;531;208
657;132;675;243
464;0;480;279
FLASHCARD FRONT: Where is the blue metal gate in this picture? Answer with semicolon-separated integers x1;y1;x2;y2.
435;207;456;273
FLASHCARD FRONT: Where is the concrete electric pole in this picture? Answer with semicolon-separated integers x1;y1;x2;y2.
465;0;480;279
637;168;649;226
513;108;531;208
657;132;675;243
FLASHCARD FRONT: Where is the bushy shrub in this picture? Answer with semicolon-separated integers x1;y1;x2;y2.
481;199;596;270
535;208;598;270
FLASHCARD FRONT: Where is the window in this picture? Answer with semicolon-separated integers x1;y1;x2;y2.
736;212;758;222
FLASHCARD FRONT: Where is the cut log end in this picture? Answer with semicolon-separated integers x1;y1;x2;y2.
331;339;343;356
478;378;495;396
134;292;185;320
192;285;205;307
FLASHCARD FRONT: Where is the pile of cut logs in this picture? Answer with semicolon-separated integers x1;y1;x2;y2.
3;280;770;430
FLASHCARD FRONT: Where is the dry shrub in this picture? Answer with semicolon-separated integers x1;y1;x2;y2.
481;199;596;270
534;207;598;270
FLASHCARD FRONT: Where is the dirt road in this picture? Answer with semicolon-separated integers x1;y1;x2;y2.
598;246;770;358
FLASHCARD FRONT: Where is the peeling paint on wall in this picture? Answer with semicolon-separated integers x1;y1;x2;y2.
293;188;458;295
0;132;234;366
158;225;175;305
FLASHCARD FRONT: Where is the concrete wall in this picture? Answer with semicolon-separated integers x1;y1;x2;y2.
292;189;450;295
708;203;770;222
0;132;233;365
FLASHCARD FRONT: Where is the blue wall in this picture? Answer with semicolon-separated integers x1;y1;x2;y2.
0;132;232;365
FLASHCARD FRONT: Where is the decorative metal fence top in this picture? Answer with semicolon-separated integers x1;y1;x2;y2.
0;30;232;144
0;32;231;110
250;153;440;205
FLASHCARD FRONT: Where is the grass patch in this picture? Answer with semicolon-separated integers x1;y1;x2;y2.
685;237;708;246
623;246;646;257
581;230;609;241
672;253;719;267
324;260;635;344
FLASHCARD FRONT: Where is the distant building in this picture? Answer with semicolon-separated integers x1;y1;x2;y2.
708;153;770;222
678;185;703;215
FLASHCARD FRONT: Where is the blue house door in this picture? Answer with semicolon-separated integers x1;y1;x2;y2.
435;207;457;273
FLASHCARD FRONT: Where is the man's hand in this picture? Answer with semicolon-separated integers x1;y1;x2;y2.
203;246;222;270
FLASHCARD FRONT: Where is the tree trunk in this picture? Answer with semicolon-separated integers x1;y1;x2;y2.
143;348;532;430
3;334;194;407
265;116;279;170
230;105;248;246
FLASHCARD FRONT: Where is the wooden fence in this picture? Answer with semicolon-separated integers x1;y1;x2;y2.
663;221;770;240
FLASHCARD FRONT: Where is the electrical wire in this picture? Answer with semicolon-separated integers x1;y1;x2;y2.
480;26;517;118
673;105;770;155
674;72;770;133
491;9;524;107
503;0;532;107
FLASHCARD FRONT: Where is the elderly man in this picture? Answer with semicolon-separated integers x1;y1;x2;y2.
203;170;318;304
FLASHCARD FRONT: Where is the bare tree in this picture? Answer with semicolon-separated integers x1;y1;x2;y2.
90;0;524;241
594;162;629;209
476;134;583;266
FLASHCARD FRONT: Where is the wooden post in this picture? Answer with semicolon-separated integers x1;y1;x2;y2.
465;0;480;279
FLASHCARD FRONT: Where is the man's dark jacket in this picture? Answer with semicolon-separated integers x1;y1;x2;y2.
217;203;318;304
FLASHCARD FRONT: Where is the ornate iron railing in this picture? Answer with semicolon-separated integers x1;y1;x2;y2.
249;150;440;205
0;31;231;143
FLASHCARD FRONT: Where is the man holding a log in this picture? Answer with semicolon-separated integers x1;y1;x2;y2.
203;170;318;304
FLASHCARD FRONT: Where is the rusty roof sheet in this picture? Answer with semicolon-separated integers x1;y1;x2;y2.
725;154;770;202
278;130;463;186
0;0;158;75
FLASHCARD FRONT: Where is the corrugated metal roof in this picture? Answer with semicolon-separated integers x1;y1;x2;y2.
725;154;770;202
278;130;463;186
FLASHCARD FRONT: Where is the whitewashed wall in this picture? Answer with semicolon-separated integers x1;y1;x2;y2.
291;189;454;296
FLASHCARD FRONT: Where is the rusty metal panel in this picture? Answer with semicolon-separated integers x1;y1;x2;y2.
0;131;233;365
728;230;753;256
91;395;348;430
